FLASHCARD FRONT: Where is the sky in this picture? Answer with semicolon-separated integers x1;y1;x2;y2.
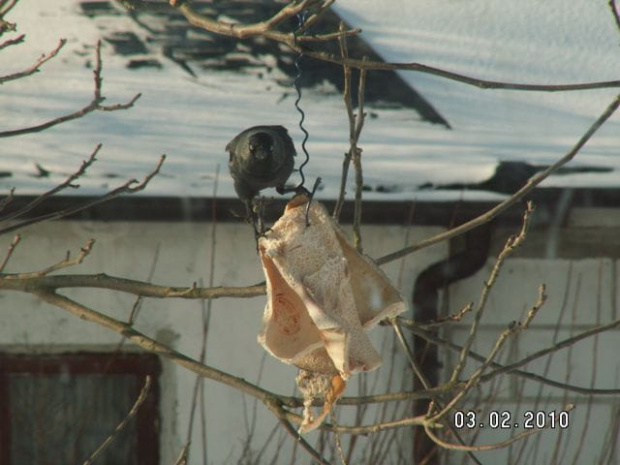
1;0;619;201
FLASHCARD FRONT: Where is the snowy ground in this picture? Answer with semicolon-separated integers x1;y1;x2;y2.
1;0;619;201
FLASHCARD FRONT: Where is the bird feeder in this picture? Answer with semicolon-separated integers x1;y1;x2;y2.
258;194;407;432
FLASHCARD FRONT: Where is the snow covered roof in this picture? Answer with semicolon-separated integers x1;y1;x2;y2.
2;0;619;203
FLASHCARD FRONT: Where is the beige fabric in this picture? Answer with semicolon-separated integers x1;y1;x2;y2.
258;195;407;379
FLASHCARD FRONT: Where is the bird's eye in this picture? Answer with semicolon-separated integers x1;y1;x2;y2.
249;144;256;153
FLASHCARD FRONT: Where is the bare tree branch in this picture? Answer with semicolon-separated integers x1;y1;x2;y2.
0;144;102;222
297;0;335;33
0;32;23;50
351;62;367;251
0;0;18;17
266;399;332;465
0;233;20;272
186;166;220;464
118;0;321;43
449;202;535;385
173;444;189;465
30;288;294;406
327;415;428;435
377;93;620;265
22;286;436;442
609;0;620;33
392;319;430;389
82;376;152;465
479;315;620;387
7;238;95;279
0;40;141;138
0;154;165;237
417;302;474;329
117;0;620;93
333;24;355;220
0;38;66;84
333;23;367;252
0;272;266;299
0;187;14;213
306;51;620;92
0;0;17;35
400;318;620;396
392;318;484;465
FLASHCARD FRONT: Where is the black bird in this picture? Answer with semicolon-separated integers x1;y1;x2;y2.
226;125;296;231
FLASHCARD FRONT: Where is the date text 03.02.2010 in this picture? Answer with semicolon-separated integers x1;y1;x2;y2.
453;410;569;430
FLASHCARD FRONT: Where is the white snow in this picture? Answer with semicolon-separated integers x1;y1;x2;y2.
1;0;619;200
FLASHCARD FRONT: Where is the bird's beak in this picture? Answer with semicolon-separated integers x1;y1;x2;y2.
254;150;271;161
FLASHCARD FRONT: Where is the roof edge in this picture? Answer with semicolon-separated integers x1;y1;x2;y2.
3;188;619;227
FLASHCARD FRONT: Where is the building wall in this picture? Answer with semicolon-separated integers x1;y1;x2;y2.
0;218;447;464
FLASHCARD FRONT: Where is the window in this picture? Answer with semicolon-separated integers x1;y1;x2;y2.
0;353;160;465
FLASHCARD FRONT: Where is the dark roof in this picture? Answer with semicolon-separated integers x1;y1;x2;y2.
82;0;449;126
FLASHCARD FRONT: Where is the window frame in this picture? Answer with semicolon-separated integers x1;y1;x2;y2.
0;352;161;465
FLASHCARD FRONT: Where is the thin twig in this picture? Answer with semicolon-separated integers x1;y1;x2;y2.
0;144;102;222
333;23;354;220
609;0;620;33
479;314;620;386
392;319;430;389
401;317;620;396
521;283;548;329
449;202;535;385
424;421;537;452
8;238;95;279
377;94;620;265
326;415;429;434
304;51;620;92
0;40;141;138
333;23;368;250
0;39;66;84
187;165;219;464
296;29;361;42
0;32;23;50
113;244;161;354
0;12;15;35
82;376;152;465
274;412;332;465
417;303;474;329
514;275;571;463
170;0;317;41
0;187;14;212
432;320;531;423
425;287;545;451
173;444;190;465
263;0;319;31
296;0;335;33
120;0;620;93
0;234;20;272
331;412;348;465
0;0;18;17
392;320;483;465
351;61;367;251
0;154;165;237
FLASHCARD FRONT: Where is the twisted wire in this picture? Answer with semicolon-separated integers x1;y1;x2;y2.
294;11;311;190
